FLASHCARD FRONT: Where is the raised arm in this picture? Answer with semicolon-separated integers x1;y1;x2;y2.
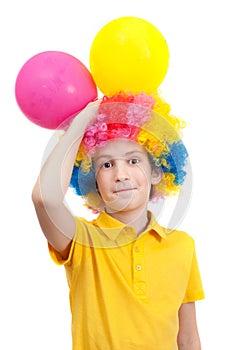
32;102;98;258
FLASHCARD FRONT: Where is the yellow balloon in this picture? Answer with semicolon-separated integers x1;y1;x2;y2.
89;16;169;96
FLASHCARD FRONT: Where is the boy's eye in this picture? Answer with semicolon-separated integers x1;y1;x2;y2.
103;162;113;168
129;158;139;165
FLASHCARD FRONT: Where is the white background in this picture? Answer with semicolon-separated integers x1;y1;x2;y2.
1;0;232;348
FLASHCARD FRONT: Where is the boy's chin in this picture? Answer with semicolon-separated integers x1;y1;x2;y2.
104;201;142;214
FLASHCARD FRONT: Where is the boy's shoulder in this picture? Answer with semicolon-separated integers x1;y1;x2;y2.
148;211;195;246
163;226;195;250
165;227;194;239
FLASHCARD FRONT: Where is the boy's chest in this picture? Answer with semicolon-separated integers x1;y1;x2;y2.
73;234;191;305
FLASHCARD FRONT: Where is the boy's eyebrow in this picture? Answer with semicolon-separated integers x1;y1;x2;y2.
94;150;145;163
124;150;145;157
94;154;112;163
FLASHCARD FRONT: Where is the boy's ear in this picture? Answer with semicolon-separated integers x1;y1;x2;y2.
151;167;162;185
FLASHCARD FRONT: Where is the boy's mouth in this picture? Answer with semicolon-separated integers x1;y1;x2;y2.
114;187;136;194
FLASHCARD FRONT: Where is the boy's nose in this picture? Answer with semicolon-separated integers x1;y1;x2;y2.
114;162;130;182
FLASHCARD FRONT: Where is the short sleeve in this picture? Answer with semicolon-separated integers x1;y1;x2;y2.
47;216;84;266
48;239;76;266
182;245;205;303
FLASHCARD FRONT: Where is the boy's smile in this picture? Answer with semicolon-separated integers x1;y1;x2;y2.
94;139;159;218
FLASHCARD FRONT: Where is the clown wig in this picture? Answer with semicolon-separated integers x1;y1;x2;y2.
70;92;188;211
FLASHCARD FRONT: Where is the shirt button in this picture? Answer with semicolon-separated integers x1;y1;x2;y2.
136;264;142;271
134;246;140;252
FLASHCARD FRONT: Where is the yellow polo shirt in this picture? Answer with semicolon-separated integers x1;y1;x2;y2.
49;211;204;350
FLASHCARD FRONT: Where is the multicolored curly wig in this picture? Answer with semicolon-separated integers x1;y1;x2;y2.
70;92;188;212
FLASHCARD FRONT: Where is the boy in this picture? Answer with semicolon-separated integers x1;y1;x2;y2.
32;93;204;350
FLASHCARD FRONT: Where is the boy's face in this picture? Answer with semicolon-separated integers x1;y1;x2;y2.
93;139;159;214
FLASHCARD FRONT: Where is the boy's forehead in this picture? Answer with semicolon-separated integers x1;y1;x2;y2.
93;139;147;159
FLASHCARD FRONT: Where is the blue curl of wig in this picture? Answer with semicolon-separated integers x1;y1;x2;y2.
70;165;96;196
161;140;188;185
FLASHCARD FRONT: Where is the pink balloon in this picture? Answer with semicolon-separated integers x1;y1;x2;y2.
15;51;97;129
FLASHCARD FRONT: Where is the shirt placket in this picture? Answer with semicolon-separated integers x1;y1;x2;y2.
132;240;147;298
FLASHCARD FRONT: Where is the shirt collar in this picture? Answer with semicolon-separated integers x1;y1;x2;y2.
146;211;167;240
94;211;167;241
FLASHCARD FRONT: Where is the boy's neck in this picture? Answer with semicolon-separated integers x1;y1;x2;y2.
105;207;150;236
